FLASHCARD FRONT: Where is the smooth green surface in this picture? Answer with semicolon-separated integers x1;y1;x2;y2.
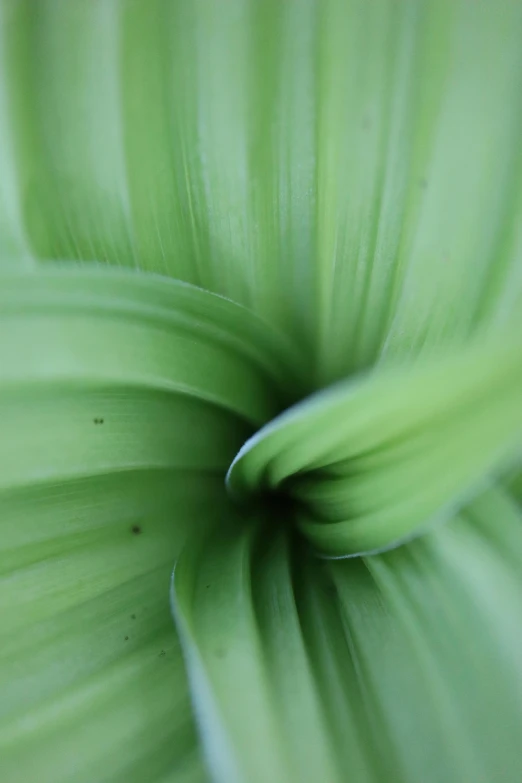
1;1;522;783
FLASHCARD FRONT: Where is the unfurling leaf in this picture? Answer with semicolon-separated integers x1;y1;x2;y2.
1;2;522;783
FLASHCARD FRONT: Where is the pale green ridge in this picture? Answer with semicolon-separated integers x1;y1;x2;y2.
2;0;136;267
0;267;305;428
172;522;291;783
249;530;342;783
173;521;342;783
228;327;522;556
0;2;33;264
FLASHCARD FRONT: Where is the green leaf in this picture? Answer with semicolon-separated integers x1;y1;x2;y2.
173;485;522;783
0;2;32;264
328;491;522;783
2;0;136;269
0;472;212;783
0;266;304;429
1;2;522;782
173;520;342;783
0;265;299;782
228;327;522;556
314;0;522;379
3;1;522;377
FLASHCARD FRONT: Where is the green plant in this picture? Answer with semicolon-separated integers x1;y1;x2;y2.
1;2;522;782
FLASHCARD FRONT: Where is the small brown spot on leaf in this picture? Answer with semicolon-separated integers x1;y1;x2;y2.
131;525;142;535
